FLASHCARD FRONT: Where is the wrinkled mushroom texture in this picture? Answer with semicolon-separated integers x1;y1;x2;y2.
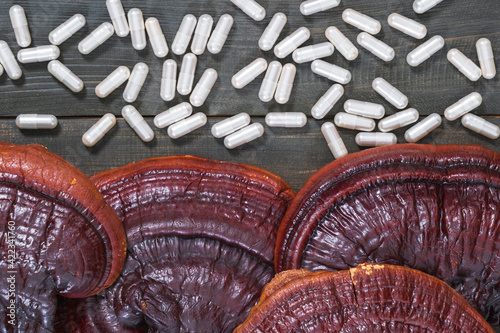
275;144;500;325
57;156;295;332
234;264;494;333
0;143;126;332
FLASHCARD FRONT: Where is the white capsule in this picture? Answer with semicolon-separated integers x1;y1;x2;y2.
47;60;84;93
447;49;482;81
334;112;375;132
82;113;116;147
16;114;58;130
211;113;251;138
321;122;348;159
387;13;426;39
342;9;381;35
17;45;60;64
355;132;397;147
145;17;169;58
413;0;443;14
123;62;149;103
0;41;22;80
444;92;482;121
49;14;86;45
160;59;177;101
404;113;442;143
207;14;234;54
378;108;419;132
462;114;500;139
407;35;445;67
311;60;351;84
275;64;296;104
357;32;395;62
292;42;334;64
0;64;3;77
172;14;197;55
476;38;496;79
168;112;207;139
190;68;218;107
259;61;282;103
344;100;385;119
190;14;213;55
154;102;193;129
229;0;266;21
311;84;344;119
9;5;31;48
231;58;267;89
259;13;287;52
265;112;307;128
106;0;129;37
127;9;146;51
122;105;154;142
78;22;115;55
325;26;358;61
300;0;341;16
177;53;197;95
224;123;264;149
274;27;310;59
95;66;130;98
372;77;408;110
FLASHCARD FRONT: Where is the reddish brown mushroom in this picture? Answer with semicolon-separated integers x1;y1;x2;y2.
234;263;494;332
0;143;126;331
275;144;500;325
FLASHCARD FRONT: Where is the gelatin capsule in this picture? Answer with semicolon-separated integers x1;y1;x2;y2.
387;13;426;39
407;35;444;67
342;9;381;35
259;13;287;52
172;14;197;55
0;41;22;80
325;26;358;61
211;113;251;138
49;14;86;45
122;105;154;142
78;22;114;55
191;14;213;55
311;60;351;84
357;32;395;62
232;57;267;89
95;65;130;98
275;63;296;104
444;92;482;121
447;48;482;81
334;112;375;131
224;123;264;149
123;62;149;103
229;0;266;21
168;112;207;139
372;77;408;110
476;38;496;79
106;0;129;37
404;113;442;143
378;108;419;132
82;113;116;147
207;14;234;54
344;99;385;119
413;0;443;14
190;68;218;107
462;114;500;139
177;53;197;95
154;102;192;129
311;84;344;119
300;0;341;16
265;112;307;128
160;59;177;101
128;8;146;51
259;61;282;103
321;122;348;159
145;17;169;58
274;27;310;59
10;5;31;48
17;45;60;64
292;42;334;64
355;132;397;147
48;60;84;93
16;114;58;130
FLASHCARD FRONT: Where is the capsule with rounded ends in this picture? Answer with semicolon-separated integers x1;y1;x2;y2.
232;57;267;89
265;112;307;128
177;53;197;95
259;13;286;51
344;100;385;119
160;59;176;101
78;22;114;55
476;38;496;79
154;102;192;128
207;14;234;54
321;122;348;159
342;9;381;35
123;62;148;103
274;27;310;59
462;113;500;139
311;60;351;84
49;14;86;45
145;17;168;58
9;5;31;47
171;14;197;55
413;0;443;14
229;0;266;21
447;49;482;81
404;113;442;143
325;26;358;61
311;84;344;119
95;65;130;98
387;13;426;39
259;61;282;103
128;9;146;51
372;77;408;109
292;42;334;64
191;14;213;55
168;112;207;139
211;113;251;138
378;108;419;132
224;123;264;149
47;60;84;93
17;45;60;64
334;112;375;132
407;35;445;67
355;132;397;147
275;64;296;104
190;68;218;107
0;41;22;80
300;0;341;16
16;114;58;130
122;105;154;142
444;92;482;121
357;32;395;62
82;113;116;147
106;0;129;37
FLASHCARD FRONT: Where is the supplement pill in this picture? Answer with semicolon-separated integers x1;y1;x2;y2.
258;13;287;51
275;63;296;104
321;122;348;159
49;14;86;45
387;13;426;39
476;38;496;79
274;27;310;59
292;42;334;64
404;113;442;143
342;9;381;35
357;32;395;62
17;45;60;63
211;113;251;138
16;114;58;130
259;61;282;103
10;5;31;47
413;0;443;14
372;77;408;109
123;62;149;103
190;68;218;107
461;114;500;139
344;99;385;119
229;0;266;21
160;59;177;101
82;113;116;147
0;41;22;80
444;92;482;121
300;0;341;16
168;112;207;139
265;112;307;127
207;14;234;54
231;57;267;89
154;102;193;128
311;60;351;84
78;22;114;55
95;65;130;98
224;123;264;149
325;26;358;61
378;108;419;132
406;35;444;67
447;48;482;81
122;105;154;142
191;14;213;55
334;112;376;132
145;17;169;58
128;8;146;50
47;60;84;93
172;14;197;55
177;53;197;95
106;0;129;37
355;132;397;147
311;84;344;119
